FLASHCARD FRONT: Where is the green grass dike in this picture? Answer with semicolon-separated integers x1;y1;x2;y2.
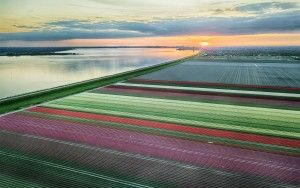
0;54;197;115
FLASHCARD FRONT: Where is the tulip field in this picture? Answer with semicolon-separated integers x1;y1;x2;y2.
0;59;299;187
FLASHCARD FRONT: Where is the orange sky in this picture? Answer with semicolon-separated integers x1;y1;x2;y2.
62;33;300;47
2;33;299;47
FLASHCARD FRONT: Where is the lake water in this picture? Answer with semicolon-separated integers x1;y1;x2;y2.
0;48;194;99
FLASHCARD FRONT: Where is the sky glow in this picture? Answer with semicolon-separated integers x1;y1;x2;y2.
0;0;299;46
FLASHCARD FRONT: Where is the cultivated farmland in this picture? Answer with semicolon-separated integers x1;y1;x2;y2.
136;60;300;88
0;55;299;187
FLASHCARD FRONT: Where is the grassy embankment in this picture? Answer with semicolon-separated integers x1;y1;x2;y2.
0;54;197;115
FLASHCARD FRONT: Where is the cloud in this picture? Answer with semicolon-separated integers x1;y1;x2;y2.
211;1;298;15
235;2;297;13
1;9;299;41
0;29;150;41
12;25;40;29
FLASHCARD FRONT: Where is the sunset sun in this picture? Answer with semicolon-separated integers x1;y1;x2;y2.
200;42;209;46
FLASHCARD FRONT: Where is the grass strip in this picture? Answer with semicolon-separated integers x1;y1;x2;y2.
0;55;196;115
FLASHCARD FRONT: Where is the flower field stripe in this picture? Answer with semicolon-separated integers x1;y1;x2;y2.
22;110;300;156
53;98;299;131
1;130;294;188
0;130;189;188
127;78;300;92
53;94;299;126
72;92;300;118
43;102;299;140
43;93;300;136
115;83;300;100
0;149;153;188
101;85;300;105
48;100;297;136
28;107;300;149
62;94;300;126
0;113;299;184
93;86;300;110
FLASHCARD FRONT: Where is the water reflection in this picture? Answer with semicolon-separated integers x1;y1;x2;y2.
0;48;194;99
